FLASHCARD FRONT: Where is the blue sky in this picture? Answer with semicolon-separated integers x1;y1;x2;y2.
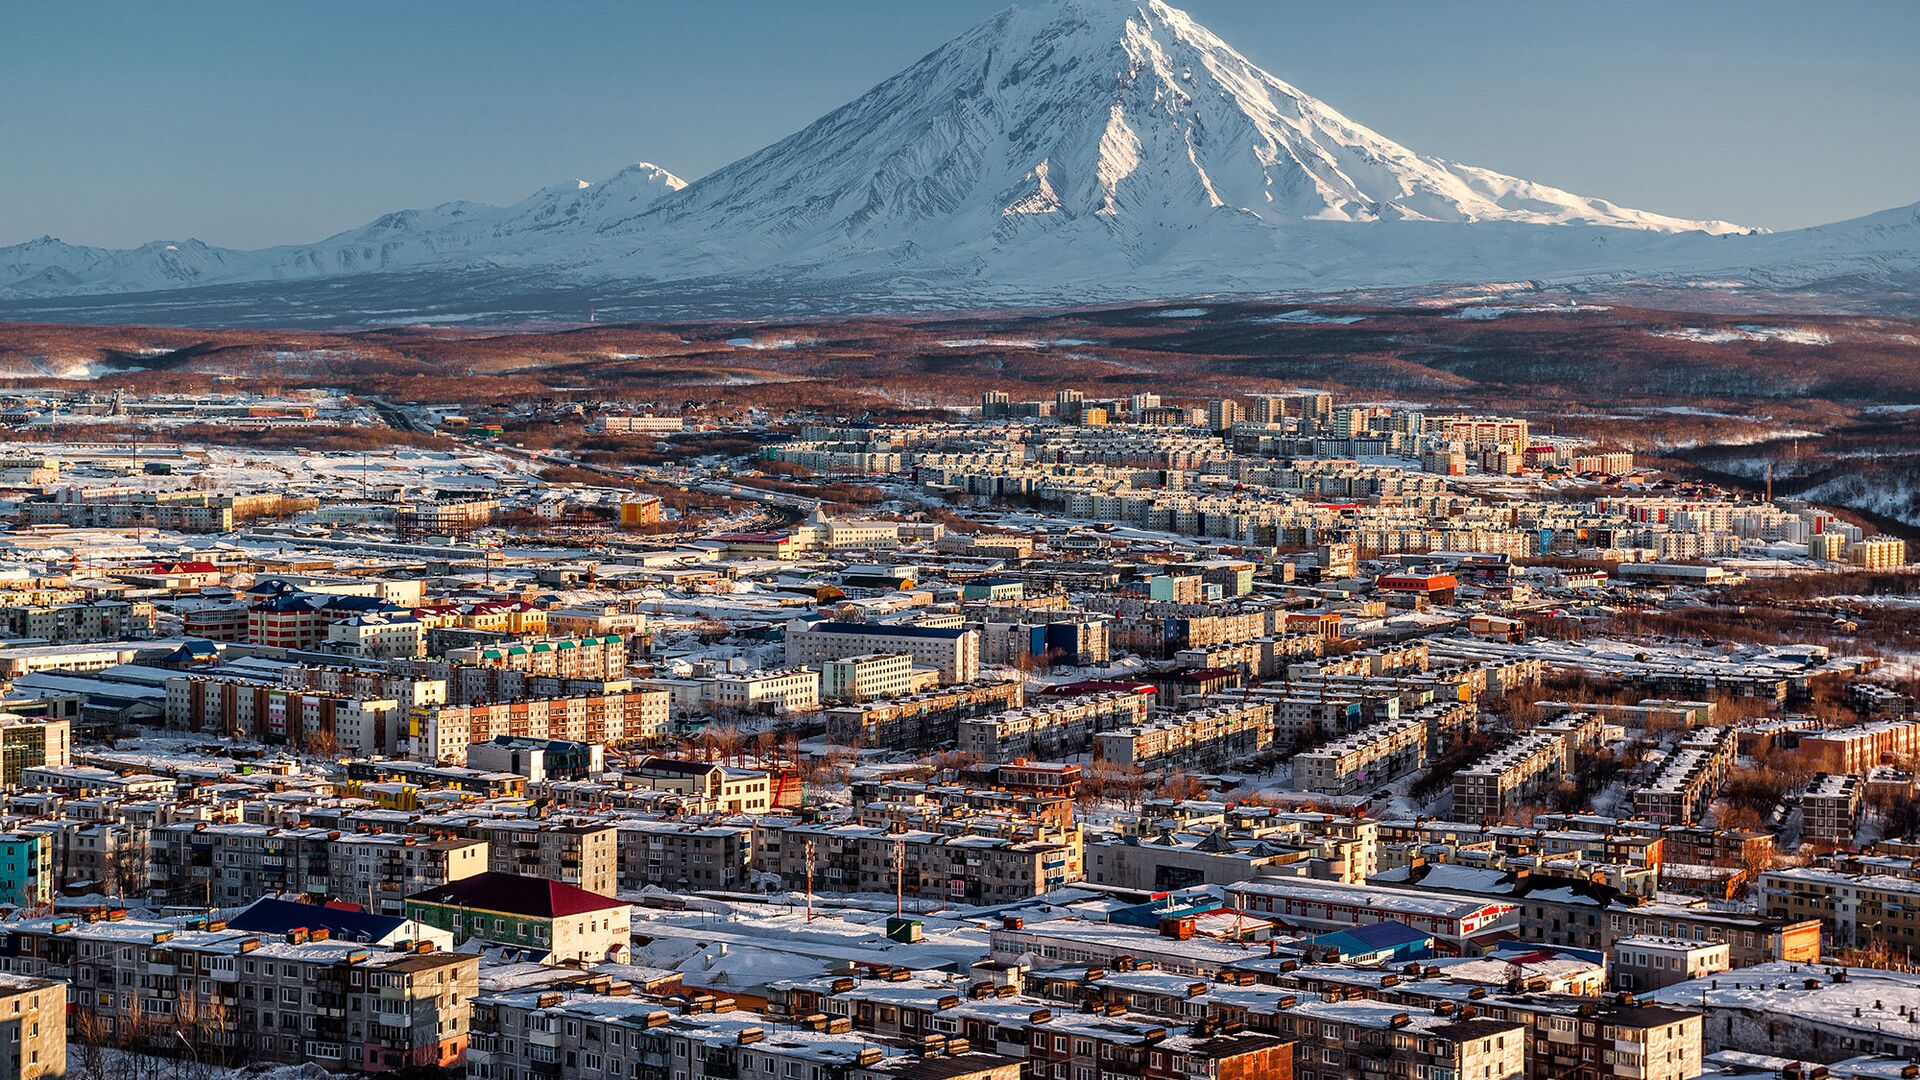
6;0;1918;248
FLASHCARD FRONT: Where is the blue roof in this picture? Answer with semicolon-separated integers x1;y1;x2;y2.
1311;920;1432;953
808;621;969;640
226;897;409;944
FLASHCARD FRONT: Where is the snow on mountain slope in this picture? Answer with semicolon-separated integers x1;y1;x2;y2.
270;162;688;278
1667;199;1920;288
0;163;686;298
1;0;1911;318
606;0;1754;290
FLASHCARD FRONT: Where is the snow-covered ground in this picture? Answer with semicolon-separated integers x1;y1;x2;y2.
1653;325;1833;346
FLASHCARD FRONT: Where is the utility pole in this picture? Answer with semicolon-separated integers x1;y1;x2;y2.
804;839;817;923
893;837;906;919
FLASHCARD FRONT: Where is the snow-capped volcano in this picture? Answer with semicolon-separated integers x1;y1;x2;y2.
637;0;1743;259
0;0;1908;323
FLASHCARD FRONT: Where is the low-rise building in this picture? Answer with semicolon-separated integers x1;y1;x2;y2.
1648;963;1920;1061
1225;877;1515;955
405;871;632;964
1611;936;1731;992
622;756;774;813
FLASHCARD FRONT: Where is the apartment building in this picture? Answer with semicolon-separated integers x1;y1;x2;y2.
0;599;156;643
446;635;631;680
823;680;1025;751
0;833;51;908
413;600;549;637
20;766;171;797
988;917;1290;978
787;622;981;683
1531;812;1775;871
1291;714;1425;796
853;778;1078;830
1092;700;1273;774
475;820;618;897
325;612;426;660
1451;714;1604;822
474;991;1019;1080
20;490;301;532
1281;999;1523;1080
761;820;1081;906
1227;962;1703;1080
289;665;449;711
0;716;70;785
1800;772;1864;847
1849;536;1909;569
1756;867;1920;953
149;823;341;906
395;496;498;537
1446;995;1698;1080
1390;863;1820;966
1792;720;1920;774
0;913;475;1074
249;590;405;651
411;687;671;764
703;667;821;715
959;690;1154;763
166;676;403;754
1175;634;1324;681
0;974;63;1080
1085;827;1355;891
614;820;751;893
330;832;489;916
1452;730;1571;823
819;653;915;703
587;412;687;436
43;817;149;894
1633;727;1735;825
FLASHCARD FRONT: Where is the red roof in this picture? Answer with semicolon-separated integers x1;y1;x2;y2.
1377;574;1459;591
406;871;626;918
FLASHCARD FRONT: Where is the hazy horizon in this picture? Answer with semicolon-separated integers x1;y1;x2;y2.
7;0;1918;250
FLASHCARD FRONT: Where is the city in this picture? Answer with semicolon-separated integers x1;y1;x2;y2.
5;2;1920;1079
0;377;1902;1080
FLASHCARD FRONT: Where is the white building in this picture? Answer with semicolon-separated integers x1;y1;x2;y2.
325;612;426;660
819;653;914;703
787;622;981;683
1612;936;1730;992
